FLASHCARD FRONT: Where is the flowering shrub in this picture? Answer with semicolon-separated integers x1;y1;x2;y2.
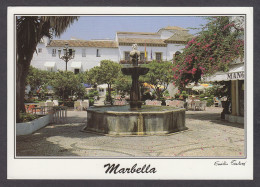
19;112;39;123
173;16;244;87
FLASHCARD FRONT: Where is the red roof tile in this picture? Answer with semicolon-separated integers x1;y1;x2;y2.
47;40;118;48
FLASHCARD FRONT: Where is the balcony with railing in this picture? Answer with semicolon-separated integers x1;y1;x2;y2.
119;59;165;66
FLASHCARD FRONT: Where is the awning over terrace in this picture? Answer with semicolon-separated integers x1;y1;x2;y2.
203;63;245;82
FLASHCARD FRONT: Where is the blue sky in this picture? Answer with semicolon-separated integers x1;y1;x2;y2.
54;16;209;40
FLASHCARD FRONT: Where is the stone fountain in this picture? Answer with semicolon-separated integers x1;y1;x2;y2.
82;44;187;136
121;44;149;110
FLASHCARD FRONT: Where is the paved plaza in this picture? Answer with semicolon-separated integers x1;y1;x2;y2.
16;105;245;157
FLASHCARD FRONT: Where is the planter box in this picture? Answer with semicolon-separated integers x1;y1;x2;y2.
16;114;52;136
225;114;244;124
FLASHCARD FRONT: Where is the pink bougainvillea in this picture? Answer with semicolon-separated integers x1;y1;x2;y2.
172;16;244;87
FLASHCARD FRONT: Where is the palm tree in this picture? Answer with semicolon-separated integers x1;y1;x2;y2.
16;16;78;122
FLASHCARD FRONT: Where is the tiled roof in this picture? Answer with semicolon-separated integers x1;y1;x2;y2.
118;38;166;46
164;30;194;42
160;26;188;31
47;40;118;48
117;31;159;35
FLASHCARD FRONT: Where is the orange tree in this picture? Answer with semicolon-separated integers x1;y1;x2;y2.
87;60;121;105
173;16;244;88
142;60;174;99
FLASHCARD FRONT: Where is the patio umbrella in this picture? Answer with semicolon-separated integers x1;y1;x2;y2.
201;84;213;88
143;83;155;89
192;85;205;91
186;83;195;89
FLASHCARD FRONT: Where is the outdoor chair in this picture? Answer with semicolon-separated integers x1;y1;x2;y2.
53;100;59;106
38;102;46;106
189;101;195;110
46;101;54;113
193;101;201;111
74;101;82;111
145;100;162;106
38;102;47;114
177;100;184;108
113;100;127;106
186;99;192;110
201;100;207;110
82;100;89;110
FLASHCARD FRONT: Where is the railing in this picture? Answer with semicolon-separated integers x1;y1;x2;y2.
25;104;68;124
51;106;68;124
26;105;53;115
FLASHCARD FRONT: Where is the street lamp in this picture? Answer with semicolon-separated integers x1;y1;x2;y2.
58;43;75;71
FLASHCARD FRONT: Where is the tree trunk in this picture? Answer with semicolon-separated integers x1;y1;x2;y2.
156;87;162;100
107;84;111;105
16;60;31;122
16;49;36;122
16;63;23;122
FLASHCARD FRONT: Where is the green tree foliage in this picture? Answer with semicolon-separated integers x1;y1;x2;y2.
142;60;174;99
25;67;87;101
26;66;54;94
50;71;85;100
173;16;244;87
88;60;121;104
16;16;78;122
205;81;231;101
114;72;132;95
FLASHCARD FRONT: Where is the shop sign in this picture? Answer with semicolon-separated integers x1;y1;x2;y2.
227;71;244;80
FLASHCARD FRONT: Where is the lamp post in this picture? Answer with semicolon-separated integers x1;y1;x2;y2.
58;43;75;71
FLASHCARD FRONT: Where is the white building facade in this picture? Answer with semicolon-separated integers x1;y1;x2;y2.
31;26;193;73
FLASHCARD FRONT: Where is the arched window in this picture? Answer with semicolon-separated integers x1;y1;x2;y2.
173;51;181;62
175;51;181;58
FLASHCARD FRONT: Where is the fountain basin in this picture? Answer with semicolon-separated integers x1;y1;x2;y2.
83;105;187;136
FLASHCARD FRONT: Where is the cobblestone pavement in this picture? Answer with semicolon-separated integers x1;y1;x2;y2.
16;107;244;157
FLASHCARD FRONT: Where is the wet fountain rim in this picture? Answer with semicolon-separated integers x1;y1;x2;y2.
87;105;186;114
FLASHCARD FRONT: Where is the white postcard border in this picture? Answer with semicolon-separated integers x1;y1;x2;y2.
7;7;253;180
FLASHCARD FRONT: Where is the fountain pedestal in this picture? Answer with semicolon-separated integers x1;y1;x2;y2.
121;66;149;110
121;44;149;110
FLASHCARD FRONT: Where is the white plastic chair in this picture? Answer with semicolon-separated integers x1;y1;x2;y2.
46;101;54;113
38;102;46;107
53;100;59;106
82;100;89;109
202;100;207;110
46;102;54;106
74;101;82;111
194;101;201;111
